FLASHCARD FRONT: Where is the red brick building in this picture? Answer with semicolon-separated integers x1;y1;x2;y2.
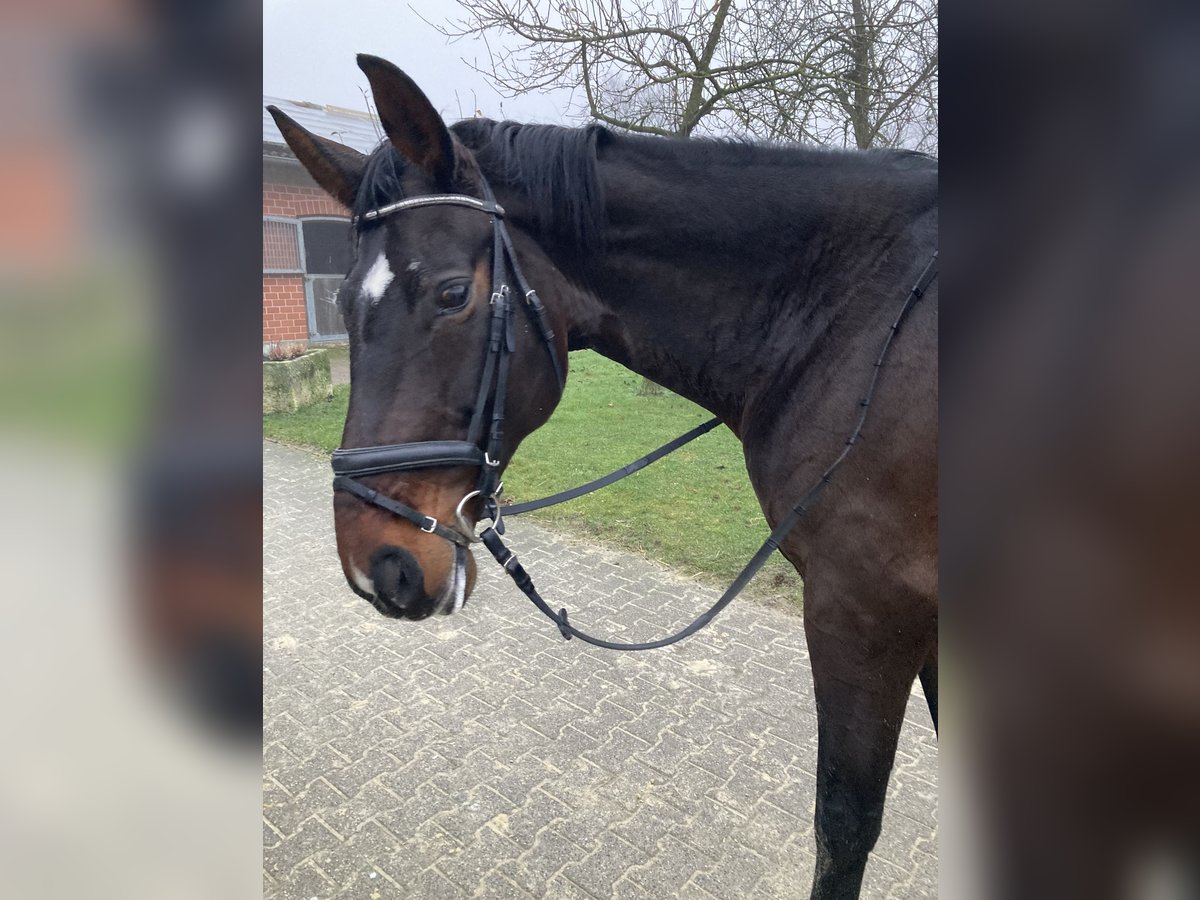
262;98;379;347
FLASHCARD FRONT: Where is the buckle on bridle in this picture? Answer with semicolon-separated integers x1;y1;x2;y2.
419;516;439;534
490;284;510;306
484;452;501;468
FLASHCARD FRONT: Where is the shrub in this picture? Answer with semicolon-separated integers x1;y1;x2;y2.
264;342;308;362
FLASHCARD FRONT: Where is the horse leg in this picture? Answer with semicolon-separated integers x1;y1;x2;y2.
918;638;938;733
804;582;932;900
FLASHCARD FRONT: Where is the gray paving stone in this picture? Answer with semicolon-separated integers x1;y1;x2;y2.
625;835;716;897
434;826;525;893
560;831;651;897
611;793;690;849
402;866;468;898
485;787;571;849
499;827;586;896
431;784;514;844
693;840;771;900
749;837;818;899
264;441;937;899
472;871;536;899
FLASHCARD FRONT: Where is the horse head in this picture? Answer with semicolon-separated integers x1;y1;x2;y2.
269;55;570;619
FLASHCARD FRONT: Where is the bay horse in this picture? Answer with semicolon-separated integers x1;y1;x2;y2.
268;53;937;900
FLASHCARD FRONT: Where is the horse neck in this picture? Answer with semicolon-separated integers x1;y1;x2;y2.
502;139;935;426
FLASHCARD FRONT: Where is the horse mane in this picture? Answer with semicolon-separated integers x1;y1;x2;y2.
354;117;934;244
450;118;609;249
610;128;936;171
351;119;608;250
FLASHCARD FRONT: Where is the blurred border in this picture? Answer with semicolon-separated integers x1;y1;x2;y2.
942;0;1200;896
2;0;1198;896
0;0;262;897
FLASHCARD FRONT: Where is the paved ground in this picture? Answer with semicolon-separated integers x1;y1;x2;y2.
264;441;937;899
326;346;350;386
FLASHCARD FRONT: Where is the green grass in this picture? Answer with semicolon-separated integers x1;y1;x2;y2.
263;383;351;451
264;351;802;605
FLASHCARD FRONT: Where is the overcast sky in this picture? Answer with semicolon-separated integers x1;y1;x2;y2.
264;0;576;125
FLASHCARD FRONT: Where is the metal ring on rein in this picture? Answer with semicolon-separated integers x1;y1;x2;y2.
454;488;503;542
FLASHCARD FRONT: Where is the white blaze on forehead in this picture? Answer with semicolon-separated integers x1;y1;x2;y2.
361;252;394;305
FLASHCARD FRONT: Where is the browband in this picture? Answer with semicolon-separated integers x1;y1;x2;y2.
355;195;505;224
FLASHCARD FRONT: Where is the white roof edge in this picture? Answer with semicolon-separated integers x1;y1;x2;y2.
263;95;382;155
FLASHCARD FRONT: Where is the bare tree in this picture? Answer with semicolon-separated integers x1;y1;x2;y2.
438;0;937;152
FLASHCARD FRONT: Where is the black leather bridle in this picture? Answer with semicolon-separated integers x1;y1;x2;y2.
331;177;938;651
330;180;565;548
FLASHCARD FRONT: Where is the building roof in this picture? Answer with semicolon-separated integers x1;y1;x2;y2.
263;95;382;157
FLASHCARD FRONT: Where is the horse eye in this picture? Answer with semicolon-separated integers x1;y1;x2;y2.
437;284;470;312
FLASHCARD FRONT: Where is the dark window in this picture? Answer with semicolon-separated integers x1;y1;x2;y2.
301;219;353;276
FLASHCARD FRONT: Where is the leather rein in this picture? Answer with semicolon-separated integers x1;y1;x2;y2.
332;177;938;651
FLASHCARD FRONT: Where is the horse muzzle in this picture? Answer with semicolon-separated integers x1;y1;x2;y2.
346;543;474;620
367;545;429;618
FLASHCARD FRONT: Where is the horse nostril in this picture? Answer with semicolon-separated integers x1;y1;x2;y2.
369;546;423;609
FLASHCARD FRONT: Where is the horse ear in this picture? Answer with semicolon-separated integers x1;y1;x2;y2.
357;54;455;188
267;106;366;210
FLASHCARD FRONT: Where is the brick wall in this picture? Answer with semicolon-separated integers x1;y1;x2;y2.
263;183;349;219
263;274;309;342
262;180;350;344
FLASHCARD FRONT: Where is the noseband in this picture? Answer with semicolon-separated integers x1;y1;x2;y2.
330;180;565;546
